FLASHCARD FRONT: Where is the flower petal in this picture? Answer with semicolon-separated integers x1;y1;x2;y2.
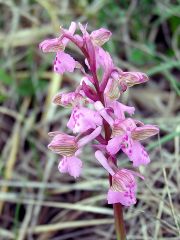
94;101;114;126
132;125;159;141
62;22;76;46
118;118;136;132
58;156;82;178
96;47;113;70
107;189;136;206
39;38;64;52
53;91;84;107
67;107;102;133
78;126;102;147
111;169;136;192
90;28;112;46
104;78;120;101
108;101;135;120
54;52;76;74
48;133;78;156
106;135;123;155
120;72;149;87
95;150;115;175
39;22;76;53
122;140;150;167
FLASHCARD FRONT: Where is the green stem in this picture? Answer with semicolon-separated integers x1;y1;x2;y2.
93;67;127;240
65;30;127;238
101;92;126;239
109;174;126;240
105;121;126;239
113;203;126;240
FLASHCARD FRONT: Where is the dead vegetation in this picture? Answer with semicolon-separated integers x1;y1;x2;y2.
0;1;180;239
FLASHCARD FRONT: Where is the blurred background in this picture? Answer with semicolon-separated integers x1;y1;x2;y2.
0;0;180;239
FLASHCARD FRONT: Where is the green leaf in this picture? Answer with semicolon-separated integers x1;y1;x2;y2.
0;69;13;85
0;94;7;103
16;80;34;96
129;48;145;65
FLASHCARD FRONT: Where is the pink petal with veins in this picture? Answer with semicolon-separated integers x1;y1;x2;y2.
90;28;112;46
58;156;82;178
122;140;150;167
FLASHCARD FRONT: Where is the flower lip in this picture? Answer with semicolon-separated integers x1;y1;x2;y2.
58;156;82;178
54;51;76;74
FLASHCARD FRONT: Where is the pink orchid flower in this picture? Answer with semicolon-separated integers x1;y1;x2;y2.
95;150;144;206
39;22;76;52
39;22;77;74
107;118;159;167
40;23;160;239
52;90;84;108
48;126;102;178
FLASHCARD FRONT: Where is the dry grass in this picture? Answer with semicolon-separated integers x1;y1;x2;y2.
0;0;180;239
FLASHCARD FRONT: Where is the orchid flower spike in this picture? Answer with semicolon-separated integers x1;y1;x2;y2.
40;22;159;211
